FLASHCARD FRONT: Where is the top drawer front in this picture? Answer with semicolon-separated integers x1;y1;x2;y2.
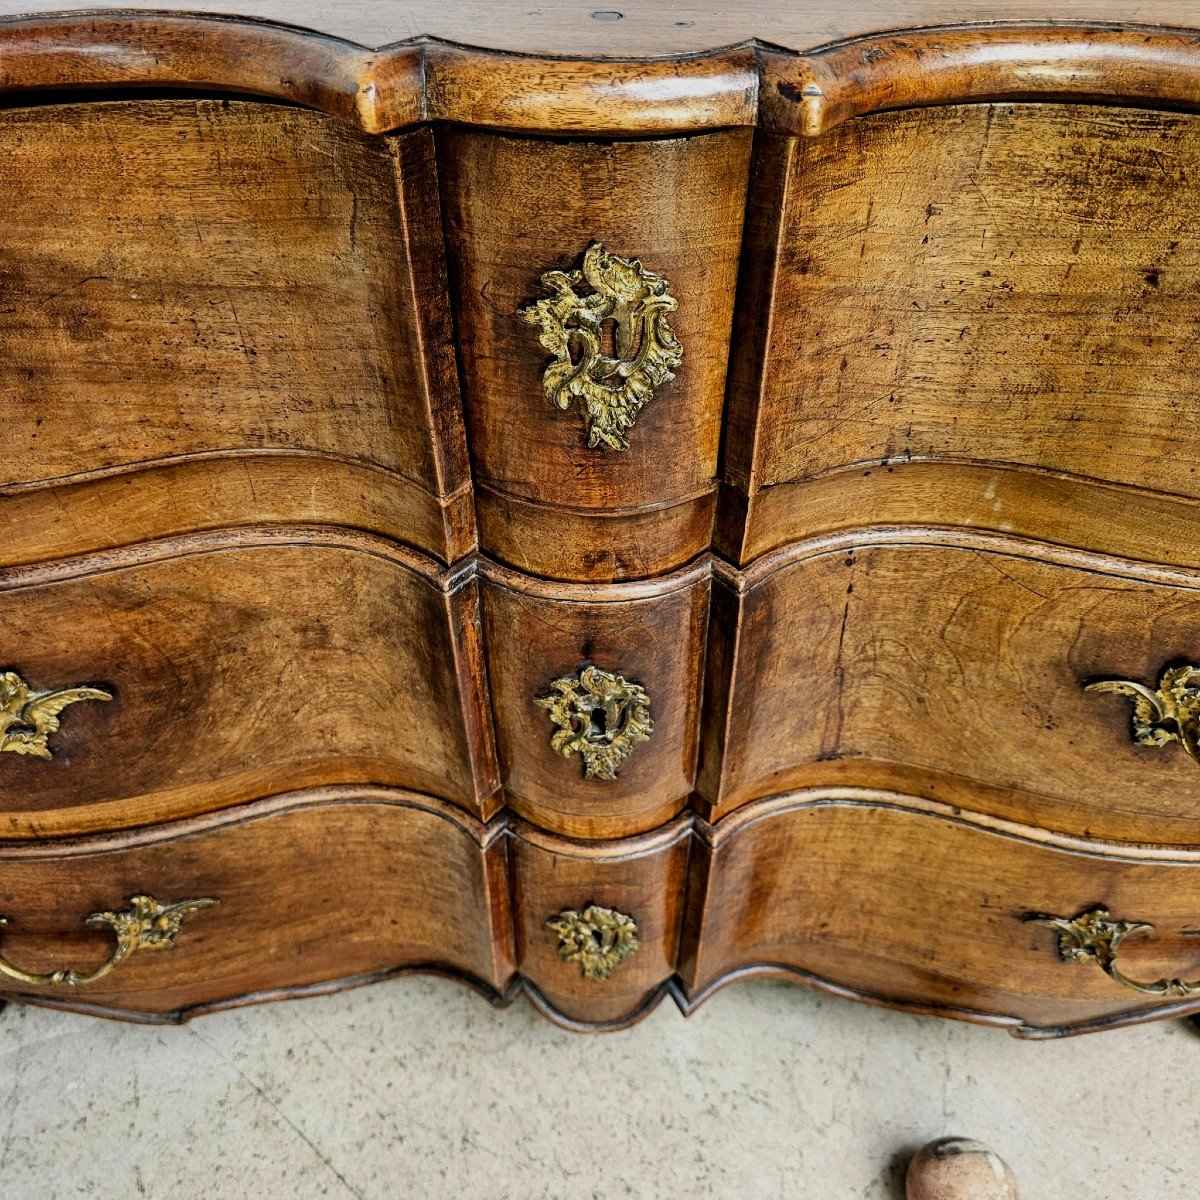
723;103;1200;565
441;128;751;581
0;100;468;564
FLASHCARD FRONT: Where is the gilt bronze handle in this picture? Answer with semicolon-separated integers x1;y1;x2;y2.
0;894;219;988
1084;664;1200;762
1028;907;1200;998
0;669;111;760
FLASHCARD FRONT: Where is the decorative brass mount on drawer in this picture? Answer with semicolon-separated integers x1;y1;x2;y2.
519;242;682;451
536;664;653;780
548;904;639;981
1084;664;1200;761
1027;906;1200;998
0;894;219;988
0;669;112;760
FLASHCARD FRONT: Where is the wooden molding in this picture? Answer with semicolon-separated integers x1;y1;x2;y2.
4;13;1200;135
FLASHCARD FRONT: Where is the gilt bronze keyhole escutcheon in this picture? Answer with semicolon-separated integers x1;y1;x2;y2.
535;664;653;780
519;242;682;451
547;904;639;981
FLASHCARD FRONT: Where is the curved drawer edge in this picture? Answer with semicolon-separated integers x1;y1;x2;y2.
699;787;1200;862
0;783;501;850
722;461;1200;577
0;452;475;570
0;961;520;1026
10;956;1199;1037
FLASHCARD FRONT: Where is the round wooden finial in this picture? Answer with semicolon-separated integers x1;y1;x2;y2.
906;1138;1019;1200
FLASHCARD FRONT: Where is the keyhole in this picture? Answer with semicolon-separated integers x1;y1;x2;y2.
598;316;619;359
588;706;608;738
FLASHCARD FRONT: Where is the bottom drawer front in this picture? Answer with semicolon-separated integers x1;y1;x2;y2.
511;817;690;1027
686;798;1200;1033
0;795;511;1018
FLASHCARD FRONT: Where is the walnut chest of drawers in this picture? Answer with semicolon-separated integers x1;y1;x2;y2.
4;1;1200;1036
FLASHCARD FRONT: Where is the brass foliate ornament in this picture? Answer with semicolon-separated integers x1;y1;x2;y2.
548;904;639;981
1085;664;1200;761
536;664;652;780
519;242;682;451
0;894;219;988
1028;906;1200;998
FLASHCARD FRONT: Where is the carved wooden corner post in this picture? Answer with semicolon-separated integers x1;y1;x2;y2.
906;1139;1019;1200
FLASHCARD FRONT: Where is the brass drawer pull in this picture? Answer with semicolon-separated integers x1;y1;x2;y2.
0;669;112;760
520;242;682;451
536;664;653;780
0;893;218;988
548;904;639;981
1028;906;1200;999
1084;664;1200;761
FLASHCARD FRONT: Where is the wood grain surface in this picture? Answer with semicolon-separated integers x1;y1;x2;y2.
2;13;1200;137
0;3;1193;64
510;814;692;1028
0;531;499;835
0;791;514;1018
0;101;471;565
684;796;1200;1033
721;103;1200;566
4;3;1200;1036
481;560;710;839
702;534;1200;843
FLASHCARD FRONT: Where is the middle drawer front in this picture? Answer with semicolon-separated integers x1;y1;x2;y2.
0;535;497;833
702;537;1200;844
480;561;710;839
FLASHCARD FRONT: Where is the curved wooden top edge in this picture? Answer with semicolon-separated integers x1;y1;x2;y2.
3;12;1200;134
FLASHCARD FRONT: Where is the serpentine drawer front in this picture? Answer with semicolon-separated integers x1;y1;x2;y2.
5;3;1200;1036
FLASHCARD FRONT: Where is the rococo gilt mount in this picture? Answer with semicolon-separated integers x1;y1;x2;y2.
3;0;1200;1037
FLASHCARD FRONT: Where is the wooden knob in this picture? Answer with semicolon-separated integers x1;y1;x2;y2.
906;1139;1019;1200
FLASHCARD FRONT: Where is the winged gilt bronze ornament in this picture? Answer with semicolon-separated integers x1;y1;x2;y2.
0;669;112;760
1084;664;1200;761
519;242;683;451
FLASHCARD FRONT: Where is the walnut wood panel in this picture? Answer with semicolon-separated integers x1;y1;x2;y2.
720;104;1200;567
439;128;750;581
0;100;470;565
0;530;499;836
683;796;1200;1034
0;790;513;1019
702;534;1200;844
480;560;709;839
510;815;691;1028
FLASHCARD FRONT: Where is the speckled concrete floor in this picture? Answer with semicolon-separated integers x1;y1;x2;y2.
0;978;1190;1198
